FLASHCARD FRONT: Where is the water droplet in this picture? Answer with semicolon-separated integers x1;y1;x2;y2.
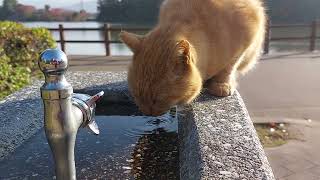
126;159;134;163
124;170;131;174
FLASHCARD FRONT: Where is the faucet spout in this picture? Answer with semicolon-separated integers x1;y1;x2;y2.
39;49;104;180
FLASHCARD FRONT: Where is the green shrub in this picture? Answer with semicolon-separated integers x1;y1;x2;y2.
0;21;56;99
0;48;30;98
0;21;56;71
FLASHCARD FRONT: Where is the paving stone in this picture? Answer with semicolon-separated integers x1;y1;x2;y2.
270;165;293;179
265;121;320;179
308;165;320;176
284;158;317;173
283;171;319;180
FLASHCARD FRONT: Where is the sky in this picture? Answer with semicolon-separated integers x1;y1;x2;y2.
0;0;96;9
0;0;98;12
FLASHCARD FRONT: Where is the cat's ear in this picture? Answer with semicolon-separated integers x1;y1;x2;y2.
119;31;143;52
176;40;192;65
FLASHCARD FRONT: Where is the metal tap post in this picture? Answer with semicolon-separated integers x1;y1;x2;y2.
39;48;104;180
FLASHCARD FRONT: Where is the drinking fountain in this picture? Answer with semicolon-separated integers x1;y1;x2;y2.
38;48;104;180
0;47;275;179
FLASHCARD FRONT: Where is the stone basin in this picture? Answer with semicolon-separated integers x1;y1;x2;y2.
0;72;275;179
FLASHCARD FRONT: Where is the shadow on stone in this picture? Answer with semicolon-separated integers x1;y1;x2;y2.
179;105;203;179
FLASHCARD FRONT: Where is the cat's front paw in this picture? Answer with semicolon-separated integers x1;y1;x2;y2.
207;82;234;97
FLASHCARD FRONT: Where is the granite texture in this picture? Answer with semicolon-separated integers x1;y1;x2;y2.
0;71;274;179
179;92;275;180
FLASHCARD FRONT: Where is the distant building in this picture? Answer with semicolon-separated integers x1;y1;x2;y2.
50;8;67;16
16;4;36;17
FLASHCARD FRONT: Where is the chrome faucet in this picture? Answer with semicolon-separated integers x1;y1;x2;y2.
38;48;104;180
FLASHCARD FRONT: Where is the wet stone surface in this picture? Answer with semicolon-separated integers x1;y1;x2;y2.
0;110;179;180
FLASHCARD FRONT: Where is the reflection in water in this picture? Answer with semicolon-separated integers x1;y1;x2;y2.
0;108;179;179
130;128;179;179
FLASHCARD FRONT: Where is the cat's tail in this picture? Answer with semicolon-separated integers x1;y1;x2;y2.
238;10;266;74
237;41;262;74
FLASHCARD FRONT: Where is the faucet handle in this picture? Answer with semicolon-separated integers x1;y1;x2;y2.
85;91;104;135
72;91;104;135
86;91;104;107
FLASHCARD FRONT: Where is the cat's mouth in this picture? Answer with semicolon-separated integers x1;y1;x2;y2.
139;106;171;117
141;110;167;117
141;107;177;117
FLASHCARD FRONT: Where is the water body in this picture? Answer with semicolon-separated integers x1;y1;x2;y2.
23;22;143;56
23;21;320;55
0;109;179;179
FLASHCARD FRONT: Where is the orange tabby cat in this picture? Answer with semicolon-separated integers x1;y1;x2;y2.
120;0;266;116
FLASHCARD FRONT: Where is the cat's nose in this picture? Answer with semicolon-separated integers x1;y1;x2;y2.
140;106;152;116
151;111;164;116
141;107;164;116
150;107;167;116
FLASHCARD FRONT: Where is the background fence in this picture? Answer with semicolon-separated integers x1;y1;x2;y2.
48;20;320;56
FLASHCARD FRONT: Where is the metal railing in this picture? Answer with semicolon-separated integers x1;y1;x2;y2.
49;21;319;56
48;24;148;56
264;20;319;54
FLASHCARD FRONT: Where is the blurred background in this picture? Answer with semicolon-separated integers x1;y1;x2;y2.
0;0;319;179
0;0;320;55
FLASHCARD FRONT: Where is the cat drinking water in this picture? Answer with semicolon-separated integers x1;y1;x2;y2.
120;0;266;116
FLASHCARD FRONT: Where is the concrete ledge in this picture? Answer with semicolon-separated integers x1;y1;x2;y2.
179;92;274;179
0;71;274;179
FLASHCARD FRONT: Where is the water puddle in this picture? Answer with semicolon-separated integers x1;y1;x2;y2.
0;109;179;179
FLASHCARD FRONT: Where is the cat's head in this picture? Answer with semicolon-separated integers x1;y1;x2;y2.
120;31;202;116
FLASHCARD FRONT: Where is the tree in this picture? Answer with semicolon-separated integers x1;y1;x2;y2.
44;4;50;12
97;0;163;24
2;0;18;17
